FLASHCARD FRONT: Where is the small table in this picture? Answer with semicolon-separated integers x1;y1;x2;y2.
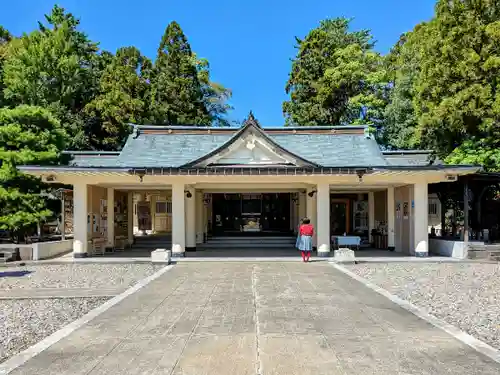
331;236;361;250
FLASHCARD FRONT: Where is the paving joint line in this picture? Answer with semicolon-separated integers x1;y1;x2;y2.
251;265;263;375
331;262;500;365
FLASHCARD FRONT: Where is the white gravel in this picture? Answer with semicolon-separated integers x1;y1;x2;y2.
0;297;109;364
0;264;163;290
345;262;500;350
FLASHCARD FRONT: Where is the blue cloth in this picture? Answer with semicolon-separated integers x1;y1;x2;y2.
297;235;313;251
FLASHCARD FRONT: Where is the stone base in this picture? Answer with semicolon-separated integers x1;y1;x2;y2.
171;252;185;258
73;252;88;258
334;248;356;263
317;251;330;258
415;251;428;258
151;248;171;263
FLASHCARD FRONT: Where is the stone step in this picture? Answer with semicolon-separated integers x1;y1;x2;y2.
199;243;295;249
469;244;500;251
206;239;296;245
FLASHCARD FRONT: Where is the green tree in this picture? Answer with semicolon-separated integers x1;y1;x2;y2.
194;55;233;126
0;26;13;106
2;5;101;149
413;0;500;170
283;18;386;126
85;46;152;150
380;24;429;149
0;105;66;242
149;21;210;125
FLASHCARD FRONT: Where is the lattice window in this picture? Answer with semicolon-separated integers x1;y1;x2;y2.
155;201;172;214
428;199;439;216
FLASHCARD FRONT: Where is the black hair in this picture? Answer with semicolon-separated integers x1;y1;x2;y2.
302;217;310;224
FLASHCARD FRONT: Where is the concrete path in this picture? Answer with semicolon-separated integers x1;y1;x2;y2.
7;263;500;374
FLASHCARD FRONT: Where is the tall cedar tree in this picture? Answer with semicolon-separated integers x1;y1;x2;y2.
85;47;152;150
2;5;103;150
0;106;66;242
149;22;210;125
283;18;387;126
414;0;500;170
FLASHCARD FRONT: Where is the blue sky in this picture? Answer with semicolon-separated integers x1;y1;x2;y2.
1;0;436;126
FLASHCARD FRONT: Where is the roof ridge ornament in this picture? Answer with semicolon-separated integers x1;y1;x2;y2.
243;111;261;128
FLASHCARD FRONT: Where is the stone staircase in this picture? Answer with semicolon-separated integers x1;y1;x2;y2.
199;235;296;250
467;243;500;262
133;235;171;252
130;234;297;254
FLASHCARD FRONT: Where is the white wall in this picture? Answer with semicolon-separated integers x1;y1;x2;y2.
32;240;73;260
429;238;482;259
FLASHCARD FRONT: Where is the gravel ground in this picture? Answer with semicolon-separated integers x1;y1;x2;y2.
0;264;164;290
0;297;109;364
345;262;500;350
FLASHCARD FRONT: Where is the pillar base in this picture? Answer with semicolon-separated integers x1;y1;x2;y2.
388;246;395;252
415;251;428;258
171;252;185;258
317;244;330;258
73;253;88;258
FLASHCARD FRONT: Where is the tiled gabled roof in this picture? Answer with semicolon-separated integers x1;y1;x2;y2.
62;123;440;169
108;124;388;168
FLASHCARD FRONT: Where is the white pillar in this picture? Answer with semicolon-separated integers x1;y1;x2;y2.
106;188;114;248
73;183;88;258
316;183;330;256
195;191;204;244
61;194;66;241
413;182;429;256
387;187;395;250
172;183;186;256
127;192;134;245
203;195;209;242
368;191;375;245
185;187;196;251
306;187;317;247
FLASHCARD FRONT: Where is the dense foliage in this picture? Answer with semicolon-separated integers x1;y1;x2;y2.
414;0;500;169
283;1;500;171
0;5;232;237
0;106;66;241
283;18;387;126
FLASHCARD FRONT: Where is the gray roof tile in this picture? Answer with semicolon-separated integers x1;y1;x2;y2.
116;133;232;167
269;134;387;167
66;128;431;169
